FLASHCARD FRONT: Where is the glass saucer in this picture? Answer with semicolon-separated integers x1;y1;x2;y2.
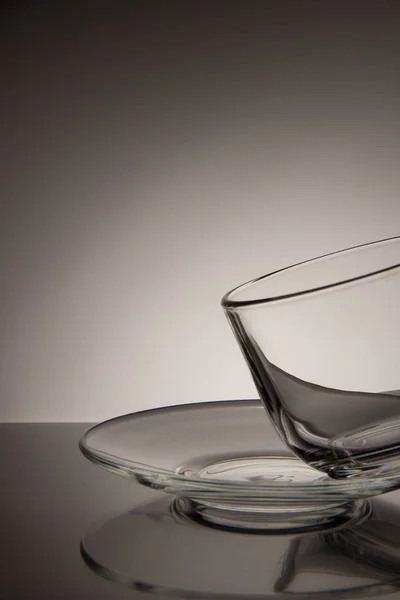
79;400;400;532
81;496;400;599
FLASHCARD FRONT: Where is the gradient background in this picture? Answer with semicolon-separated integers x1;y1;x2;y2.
2;0;400;422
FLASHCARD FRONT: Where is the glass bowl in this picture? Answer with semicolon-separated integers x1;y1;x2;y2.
222;236;400;481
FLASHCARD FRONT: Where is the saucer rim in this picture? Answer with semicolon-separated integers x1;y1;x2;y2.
79;399;400;497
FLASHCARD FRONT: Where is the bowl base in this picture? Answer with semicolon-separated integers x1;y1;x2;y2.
173;496;370;534
173;455;370;533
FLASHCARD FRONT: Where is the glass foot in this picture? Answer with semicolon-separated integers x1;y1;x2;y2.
173;497;371;533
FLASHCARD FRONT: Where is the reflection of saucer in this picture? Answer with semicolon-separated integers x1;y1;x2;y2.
81;497;400;599
80;401;400;531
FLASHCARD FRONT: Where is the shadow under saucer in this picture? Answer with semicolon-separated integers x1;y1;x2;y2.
81;496;400;599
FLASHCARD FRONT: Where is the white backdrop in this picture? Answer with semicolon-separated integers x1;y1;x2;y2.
2;2;400;421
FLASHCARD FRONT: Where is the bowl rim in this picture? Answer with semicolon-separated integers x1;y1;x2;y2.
221;235;400;309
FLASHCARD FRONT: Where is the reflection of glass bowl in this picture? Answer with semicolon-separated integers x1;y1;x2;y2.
327;500;400;581
81;496;400;599
79;400;400;531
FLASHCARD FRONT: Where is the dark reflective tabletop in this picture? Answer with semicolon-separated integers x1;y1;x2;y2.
3;423;400;600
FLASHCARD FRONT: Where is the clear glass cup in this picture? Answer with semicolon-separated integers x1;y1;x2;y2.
222;237;400;480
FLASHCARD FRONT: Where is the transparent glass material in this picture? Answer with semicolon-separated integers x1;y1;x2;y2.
80;400;400;531
222;236;400;480
82;495;400;599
